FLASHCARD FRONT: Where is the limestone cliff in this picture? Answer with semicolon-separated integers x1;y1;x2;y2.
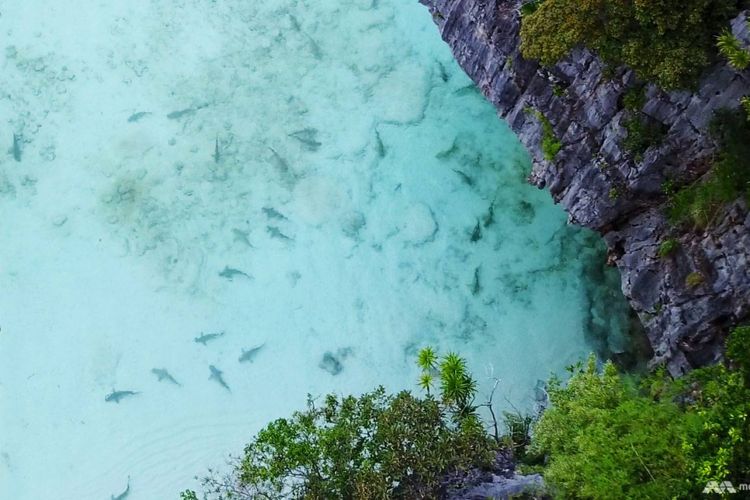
421;0;750;375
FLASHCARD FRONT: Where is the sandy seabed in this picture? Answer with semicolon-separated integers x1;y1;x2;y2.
0;1;628;498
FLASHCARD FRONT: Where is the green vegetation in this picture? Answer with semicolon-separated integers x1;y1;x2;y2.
184;328;750;500
183;350;496;499
743;96;750;120
686;271;705;288
520;0;739;89
622;85;646;112
717;28;750;70
621;113;666;162
619;84;666;160
530;326;750;499
520;0;545;17
657;238;679;258
668;108;750;227
526;107;562;161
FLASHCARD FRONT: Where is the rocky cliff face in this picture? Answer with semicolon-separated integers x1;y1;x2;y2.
421;0;750;375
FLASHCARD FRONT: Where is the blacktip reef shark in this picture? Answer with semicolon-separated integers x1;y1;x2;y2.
194;331;225;345
238;343;266;363
12;133;22;161
267;226;293;241
126;111;151;123
218;266;253;281
213;135;221;164
105;390;139;404
209;365;230;391
288;128;322;151
151;368;181;386
111;476;130;500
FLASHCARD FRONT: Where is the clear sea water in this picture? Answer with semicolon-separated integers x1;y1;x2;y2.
0;1;631;498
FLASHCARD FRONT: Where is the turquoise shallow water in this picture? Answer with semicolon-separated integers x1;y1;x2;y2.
0;1;630;498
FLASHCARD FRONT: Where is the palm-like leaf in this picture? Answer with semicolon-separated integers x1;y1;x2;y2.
417;347;438;371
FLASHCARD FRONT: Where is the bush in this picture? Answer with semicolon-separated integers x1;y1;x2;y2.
526;108;562;161
717;28;750;70
520;0;545;17
520;0;740;89
668;108;750;227
184;350;495;499
657;238;679;258
530;356;692;499
530;326;750;498
685;271;705;288
622;114;666;161
622;86;646;112
742;96;750;120
677;326;750;491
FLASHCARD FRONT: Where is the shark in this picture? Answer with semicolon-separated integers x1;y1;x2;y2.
194;331;225;345
289;128;321;151
471;266;482;296
12;133;21;162
105;390;139;404
239;343;266;363
218;266;253;281
375;130;386;158
268;147;299;188
289;14;302;31
470;219;482;243
126;111;151;123
111;476;130;500
262;206;288;221
232;228;256;248
452;169;475;187
483;201;496;228
209;365;230;391
213;136;221;164
267;226;293;241
151;368;181;386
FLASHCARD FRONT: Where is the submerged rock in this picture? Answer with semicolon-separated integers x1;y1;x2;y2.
319;348;353;376
420;0;750;375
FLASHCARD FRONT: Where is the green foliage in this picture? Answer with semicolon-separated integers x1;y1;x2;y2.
742;96;750;121
657;238;679;258
193;387;494;499
520;0;545;17
520;0;740;89
622;86;646;112
608;187;620;200
622;114;666;161
417;348;478;419
526;108;562;161
685;271;705;288
668;108;750;227
180;491;199;500
679;326;750;491
530;355;691;499
188;350;496;499
531;326;750;498
717;28;750;70
503;411;534;458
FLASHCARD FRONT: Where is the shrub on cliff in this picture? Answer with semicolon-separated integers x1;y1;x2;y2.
530;326;750;499
668;108;750;227
529;356;691;498
520;0;740;89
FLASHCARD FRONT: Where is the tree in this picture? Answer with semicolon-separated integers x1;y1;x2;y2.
520;0;740;89
184;351;494;499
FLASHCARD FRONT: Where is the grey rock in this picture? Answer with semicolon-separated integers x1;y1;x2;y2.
421;0;750;374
